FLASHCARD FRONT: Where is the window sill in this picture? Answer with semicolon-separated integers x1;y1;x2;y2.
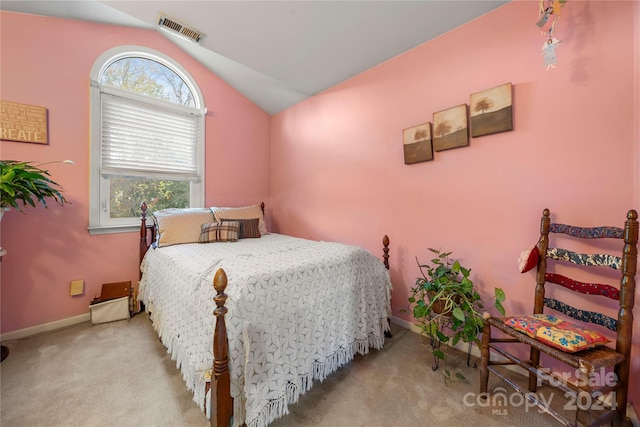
87;224;139;235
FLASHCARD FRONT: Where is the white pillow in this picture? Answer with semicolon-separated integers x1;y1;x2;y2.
153;208;215;247
210;204;269;235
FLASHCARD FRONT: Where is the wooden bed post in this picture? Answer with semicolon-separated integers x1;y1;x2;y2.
139;201;148;279
212;268;232;427
382;235;390;270
382;235;392;338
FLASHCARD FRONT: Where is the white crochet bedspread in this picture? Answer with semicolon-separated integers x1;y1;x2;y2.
139;233;391;427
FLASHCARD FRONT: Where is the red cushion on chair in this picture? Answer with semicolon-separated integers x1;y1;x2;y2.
504;314;610;353
518;246;539;273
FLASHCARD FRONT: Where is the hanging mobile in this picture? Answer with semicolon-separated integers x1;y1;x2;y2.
541;23;562;70
536;0;566;70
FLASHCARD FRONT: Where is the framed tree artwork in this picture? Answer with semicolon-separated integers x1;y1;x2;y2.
403;122;433;164
433;104;468;151
470;83;513;137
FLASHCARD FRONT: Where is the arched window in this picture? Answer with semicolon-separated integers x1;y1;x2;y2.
89;46;205;234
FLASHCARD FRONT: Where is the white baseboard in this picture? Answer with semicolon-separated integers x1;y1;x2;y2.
390;315;418;332
391;315;484;358
0;313;90;342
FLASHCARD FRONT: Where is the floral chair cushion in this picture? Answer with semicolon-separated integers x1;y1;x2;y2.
504;314;609;353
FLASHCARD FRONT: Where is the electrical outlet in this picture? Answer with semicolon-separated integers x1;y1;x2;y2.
70;279;84;296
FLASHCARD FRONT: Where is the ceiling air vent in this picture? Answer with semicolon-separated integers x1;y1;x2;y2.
158;13;205;44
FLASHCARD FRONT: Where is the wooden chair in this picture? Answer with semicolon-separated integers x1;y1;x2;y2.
479;209;638;427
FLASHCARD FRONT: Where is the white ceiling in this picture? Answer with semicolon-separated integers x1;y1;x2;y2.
1;0;509;115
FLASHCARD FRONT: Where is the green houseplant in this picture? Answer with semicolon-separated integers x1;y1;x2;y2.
408;248;506;381
0;160;69;212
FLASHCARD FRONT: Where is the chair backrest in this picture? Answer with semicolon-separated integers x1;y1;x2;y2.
533;208;638;357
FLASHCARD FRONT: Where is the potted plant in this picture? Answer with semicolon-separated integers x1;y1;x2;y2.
407;248;506;382
0;159;70;213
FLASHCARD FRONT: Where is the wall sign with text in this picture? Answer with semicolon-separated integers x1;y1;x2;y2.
0;100;49;145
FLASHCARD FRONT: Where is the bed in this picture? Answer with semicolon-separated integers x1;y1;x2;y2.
137;202;392;427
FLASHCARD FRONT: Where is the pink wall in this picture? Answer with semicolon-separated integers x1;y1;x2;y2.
271;1;640;407
2;0;640;411
0;12;270;333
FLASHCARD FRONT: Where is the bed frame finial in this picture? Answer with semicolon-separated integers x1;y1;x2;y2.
211;268;232;427
139;201;149;278
382;235;390;270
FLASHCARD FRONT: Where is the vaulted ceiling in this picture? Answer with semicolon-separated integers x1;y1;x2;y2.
1;1;509;114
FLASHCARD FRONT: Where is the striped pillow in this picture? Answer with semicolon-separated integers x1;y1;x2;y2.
153;208;215;247
220;217;261;239
199;221;240;243
210;204;269;235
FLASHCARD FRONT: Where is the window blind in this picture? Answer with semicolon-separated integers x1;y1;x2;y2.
101;91;200;180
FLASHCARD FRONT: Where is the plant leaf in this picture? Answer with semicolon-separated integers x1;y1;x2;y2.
414;305;427;319
451;333;460;347
452;307;465;322
435;330;449;343
495;300;506;316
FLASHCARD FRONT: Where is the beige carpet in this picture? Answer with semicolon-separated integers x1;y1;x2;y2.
1;313;575;426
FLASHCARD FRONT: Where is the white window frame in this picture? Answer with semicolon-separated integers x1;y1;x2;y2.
88;46;205;235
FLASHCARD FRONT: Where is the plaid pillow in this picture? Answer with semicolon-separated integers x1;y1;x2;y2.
199;221;240;243
220;217;261;239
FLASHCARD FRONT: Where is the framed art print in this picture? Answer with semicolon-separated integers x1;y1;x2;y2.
470;82;513;137
403;122;433;164
433;104;468;152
